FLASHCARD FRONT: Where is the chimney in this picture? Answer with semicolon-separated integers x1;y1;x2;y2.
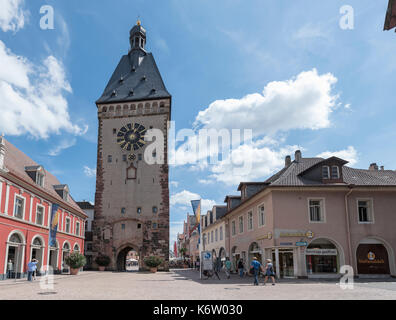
295;150;302;162
0;134;5;170
369;163;379;171
285;155;292;167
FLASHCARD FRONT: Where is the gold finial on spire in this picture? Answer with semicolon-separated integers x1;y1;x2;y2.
137;15;141;26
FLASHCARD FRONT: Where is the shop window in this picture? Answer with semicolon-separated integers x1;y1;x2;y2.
14;196;25;219
248;211;253;230
309;199;325;222
358;200;374;223
322;166;330;179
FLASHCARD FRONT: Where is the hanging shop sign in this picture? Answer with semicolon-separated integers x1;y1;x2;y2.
305;249;338;256
296;241;308;247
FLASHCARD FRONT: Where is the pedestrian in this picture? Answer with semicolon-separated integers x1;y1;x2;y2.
238;259;244;278
7;259;13;279
27;259;38;282
32;259;39;280
250;257;263;286
263;259;276;286
224;258;232;279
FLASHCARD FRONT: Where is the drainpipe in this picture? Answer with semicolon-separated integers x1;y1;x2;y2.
345;185;354;271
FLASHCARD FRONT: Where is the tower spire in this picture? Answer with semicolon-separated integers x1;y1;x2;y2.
129;19;146;52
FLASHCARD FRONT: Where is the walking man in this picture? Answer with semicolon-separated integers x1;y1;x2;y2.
238;259;244;278
263;259;276;286
250;257;263;286
27;259;38;281
224;258;232;279
7;259;13;279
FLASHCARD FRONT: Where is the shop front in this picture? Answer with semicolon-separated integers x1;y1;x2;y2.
306;239;340;277
271;247;296;278
356;240;390;275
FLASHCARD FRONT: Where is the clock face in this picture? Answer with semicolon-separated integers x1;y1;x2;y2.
117;123;147;151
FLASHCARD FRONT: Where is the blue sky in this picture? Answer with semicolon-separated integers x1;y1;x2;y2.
1;0;395;249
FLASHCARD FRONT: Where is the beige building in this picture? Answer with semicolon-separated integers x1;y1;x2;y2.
219;151;396;279
201;205;228;266
92;22;170;271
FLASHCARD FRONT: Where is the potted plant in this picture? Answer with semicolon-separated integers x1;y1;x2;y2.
95;255;111;271
65;252;86;275
144;256;163;273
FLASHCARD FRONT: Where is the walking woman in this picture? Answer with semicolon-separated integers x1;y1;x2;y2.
263;259;276;286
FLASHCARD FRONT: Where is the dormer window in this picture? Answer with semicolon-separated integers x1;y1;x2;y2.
36;171;45;187
331;166;340;179
53;185;69;202
322;166;330;179
25;165;46;187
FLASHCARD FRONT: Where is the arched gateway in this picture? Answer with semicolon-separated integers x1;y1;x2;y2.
116;245;141;272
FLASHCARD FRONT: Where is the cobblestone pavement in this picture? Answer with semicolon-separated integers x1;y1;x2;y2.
1;269;396;300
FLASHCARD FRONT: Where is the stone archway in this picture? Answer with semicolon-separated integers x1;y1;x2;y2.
116;244;140;272
356;237;392;275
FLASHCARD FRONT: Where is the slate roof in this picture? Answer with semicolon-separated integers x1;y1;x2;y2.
264;157;396;187
76;201;94;210
214;206;227;220
2;139;87;217
96;49;171;104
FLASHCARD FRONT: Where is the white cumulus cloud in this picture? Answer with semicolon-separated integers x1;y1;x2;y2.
0;41;87;139
194;69;338;135
0;0;26;32
317;146;358;166
83;166;97;177
170;190;217;214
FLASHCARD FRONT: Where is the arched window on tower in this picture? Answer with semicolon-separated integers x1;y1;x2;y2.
126;164;137;180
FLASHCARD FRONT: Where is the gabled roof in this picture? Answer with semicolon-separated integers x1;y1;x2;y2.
2;139;86;217
96;50;171;104
264;157;396;187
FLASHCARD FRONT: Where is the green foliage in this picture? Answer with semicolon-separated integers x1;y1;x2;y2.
144;256;163;268
65;252;86;269
95;255;111;267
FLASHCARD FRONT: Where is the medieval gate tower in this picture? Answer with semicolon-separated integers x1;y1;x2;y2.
93;21;170;271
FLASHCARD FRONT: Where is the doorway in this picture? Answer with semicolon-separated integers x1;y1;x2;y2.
279;250;294;278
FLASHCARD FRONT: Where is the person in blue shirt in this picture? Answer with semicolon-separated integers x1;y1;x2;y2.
263;259;276;286
250;257;263;286
27;259;38;281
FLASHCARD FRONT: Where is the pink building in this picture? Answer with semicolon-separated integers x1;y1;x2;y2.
0;137;87;280
223;151;396;279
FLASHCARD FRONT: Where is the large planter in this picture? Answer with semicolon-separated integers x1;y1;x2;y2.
70;268;79;275
98;266;105;272
150;267;157;273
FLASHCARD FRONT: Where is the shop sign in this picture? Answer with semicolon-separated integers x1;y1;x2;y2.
257;232;273;241
296;241;308;247
279;231;314;238
280;242;293;246
201;251;213;271
306;249;337;256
